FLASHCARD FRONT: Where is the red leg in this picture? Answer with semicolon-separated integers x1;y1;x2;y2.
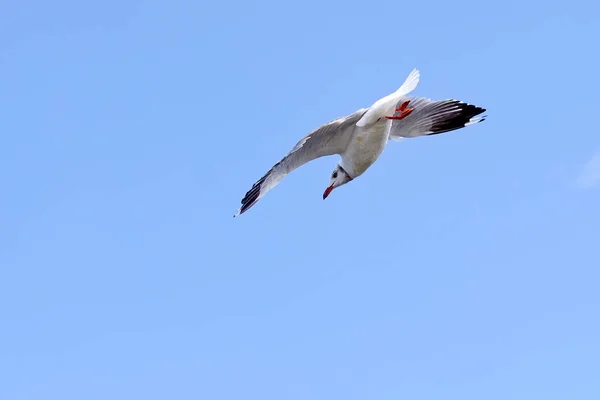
395;100;411;112
385;108;414;120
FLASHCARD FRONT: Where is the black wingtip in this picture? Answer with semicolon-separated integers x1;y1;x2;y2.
237;171;270;216
238;190;261;216
429;102;487;135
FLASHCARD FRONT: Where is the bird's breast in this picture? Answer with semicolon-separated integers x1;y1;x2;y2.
342;120;391;177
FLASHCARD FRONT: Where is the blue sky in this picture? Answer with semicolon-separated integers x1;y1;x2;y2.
1;0;599;399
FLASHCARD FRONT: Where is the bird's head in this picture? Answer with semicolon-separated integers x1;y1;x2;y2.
323;165;352;199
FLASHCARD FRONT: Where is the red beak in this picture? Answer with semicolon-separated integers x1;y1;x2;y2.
323;184;334;200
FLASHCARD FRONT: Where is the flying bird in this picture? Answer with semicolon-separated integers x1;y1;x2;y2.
235;69;486;216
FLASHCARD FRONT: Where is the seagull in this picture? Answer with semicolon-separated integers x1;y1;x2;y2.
235;69;486;217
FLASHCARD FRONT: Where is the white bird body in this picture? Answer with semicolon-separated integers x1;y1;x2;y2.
340;117;392;178
235;69;487;216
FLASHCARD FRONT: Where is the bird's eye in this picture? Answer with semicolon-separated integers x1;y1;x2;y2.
332;172;338;179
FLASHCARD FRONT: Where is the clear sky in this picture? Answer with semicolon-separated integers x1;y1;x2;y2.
1;0;599;399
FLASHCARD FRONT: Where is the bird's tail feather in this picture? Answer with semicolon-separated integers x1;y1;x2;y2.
356;68;420;127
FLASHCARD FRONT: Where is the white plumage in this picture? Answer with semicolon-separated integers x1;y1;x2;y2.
235;69;486;216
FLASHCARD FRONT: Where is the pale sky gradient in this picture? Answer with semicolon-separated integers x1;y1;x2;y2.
577;151;600;189
1;1;599;399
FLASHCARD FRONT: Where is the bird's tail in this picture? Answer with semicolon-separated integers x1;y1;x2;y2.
388;97;486;141
356;69;420;127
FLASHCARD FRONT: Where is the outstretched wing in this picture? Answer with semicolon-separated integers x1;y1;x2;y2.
235;109;367;216
389;97;486;141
